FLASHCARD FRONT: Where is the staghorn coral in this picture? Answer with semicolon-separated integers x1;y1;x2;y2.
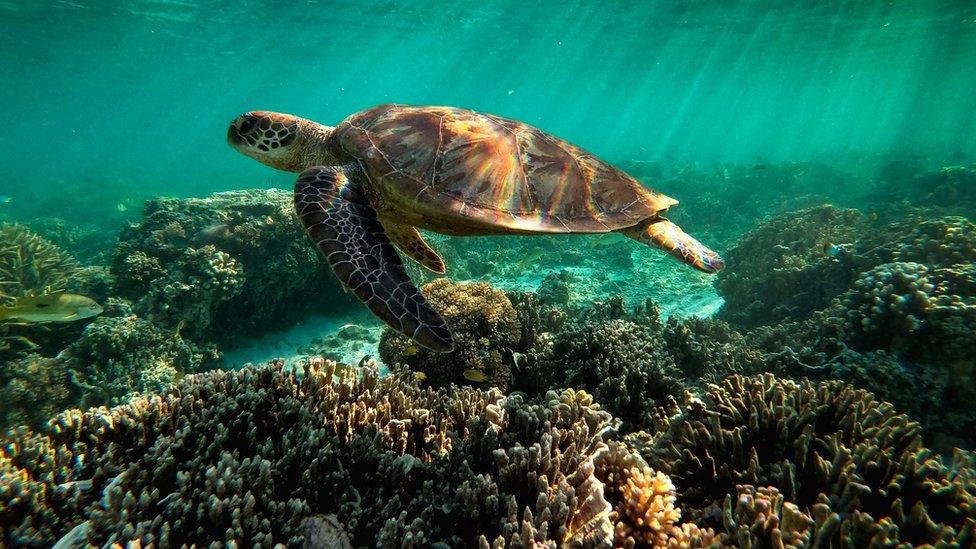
0;358;630;547
645;373;976;546
379;279;521;391
111;189;355;345
0;223;80;304
717;205;866;328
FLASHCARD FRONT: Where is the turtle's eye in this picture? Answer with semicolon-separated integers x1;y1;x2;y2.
238;113;257;134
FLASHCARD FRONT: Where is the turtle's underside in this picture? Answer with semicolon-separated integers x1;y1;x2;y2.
229;104;723;351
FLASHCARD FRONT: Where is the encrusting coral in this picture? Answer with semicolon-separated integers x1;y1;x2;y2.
379;279;521;391
644;373;976;547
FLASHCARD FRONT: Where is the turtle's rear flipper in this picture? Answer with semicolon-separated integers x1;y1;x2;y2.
295;166;454;352
623;218;724;273
380;221;446;274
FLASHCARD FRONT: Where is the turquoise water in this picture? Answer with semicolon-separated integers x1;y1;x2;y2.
2;2;976;547
2;1;975;201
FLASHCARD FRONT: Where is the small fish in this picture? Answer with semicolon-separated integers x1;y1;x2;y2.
0;195;12;205
511;351;527;371
191;223;233;246
115;203;128;212
401;344;420;357
414;371;427;381
0;293;103;323
463;368;489;383
822;242;849;258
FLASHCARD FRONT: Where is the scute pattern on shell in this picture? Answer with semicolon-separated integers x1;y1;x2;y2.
334;104;677;233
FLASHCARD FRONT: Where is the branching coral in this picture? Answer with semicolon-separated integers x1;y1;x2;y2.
61;314;212;407
0;355;74;430
0;359;629;547
830;261;976;361
645;374;976;546
594;442;714;548
379;279;521;391
0;223;80;304
520;317;685;432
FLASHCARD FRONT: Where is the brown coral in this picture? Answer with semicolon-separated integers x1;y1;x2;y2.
592;442;714;548
0;223;80;304
0;358;623;547
646;374;976;547
379;279;521;391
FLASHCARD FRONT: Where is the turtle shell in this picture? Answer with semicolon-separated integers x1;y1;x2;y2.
332;104;677;233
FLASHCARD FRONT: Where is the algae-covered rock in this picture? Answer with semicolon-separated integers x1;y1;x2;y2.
111;189;356;345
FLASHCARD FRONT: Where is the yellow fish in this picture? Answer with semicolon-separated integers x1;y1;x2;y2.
463;368;489;383
0;293;103;323
401;344;420;357
414;371;427;381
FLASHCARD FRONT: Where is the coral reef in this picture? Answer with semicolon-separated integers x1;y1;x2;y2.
830;261;976;360
718;209;976;448
645;374;976;546
0;223;81;303
379;279;521;390
0;355;74;430
520;316;684;432
111;189;356;344
716;205;866;328
0;224;90;362
61;314;214;407
0;359;632;547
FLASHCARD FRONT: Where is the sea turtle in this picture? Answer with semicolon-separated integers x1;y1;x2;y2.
228;104;723;352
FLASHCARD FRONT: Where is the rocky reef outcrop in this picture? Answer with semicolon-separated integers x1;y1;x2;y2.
111;189;356;345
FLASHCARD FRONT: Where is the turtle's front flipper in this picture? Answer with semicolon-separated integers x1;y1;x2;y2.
295;166;454;352
380;221;446;274
623;218;724;273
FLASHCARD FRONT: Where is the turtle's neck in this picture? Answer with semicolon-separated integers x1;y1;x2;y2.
293;120;342;171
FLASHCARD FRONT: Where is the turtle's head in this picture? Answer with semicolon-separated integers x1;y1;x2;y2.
228;111;337;172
